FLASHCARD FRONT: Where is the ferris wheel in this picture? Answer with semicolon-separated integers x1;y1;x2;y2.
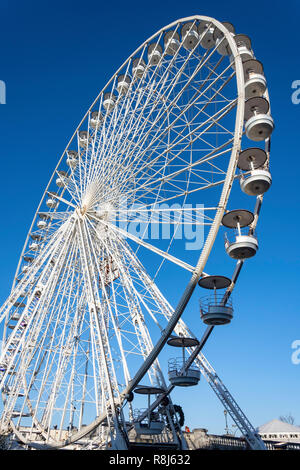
0;16;273;450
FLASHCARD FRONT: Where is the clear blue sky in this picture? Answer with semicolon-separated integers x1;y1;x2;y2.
0;0;299;436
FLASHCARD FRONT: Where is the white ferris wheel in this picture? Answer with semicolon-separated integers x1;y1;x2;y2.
0;16;274;450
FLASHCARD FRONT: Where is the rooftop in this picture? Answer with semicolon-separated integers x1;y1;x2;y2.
258;419;300;439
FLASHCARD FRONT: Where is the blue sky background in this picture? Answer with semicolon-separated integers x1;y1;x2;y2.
0;0;299;436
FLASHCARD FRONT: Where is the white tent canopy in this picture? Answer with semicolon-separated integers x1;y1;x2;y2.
258;419;300;443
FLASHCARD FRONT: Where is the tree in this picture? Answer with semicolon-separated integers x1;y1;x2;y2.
279;414;295;425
